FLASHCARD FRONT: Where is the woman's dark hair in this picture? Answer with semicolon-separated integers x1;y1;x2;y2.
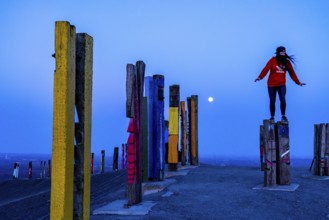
275;46;295;70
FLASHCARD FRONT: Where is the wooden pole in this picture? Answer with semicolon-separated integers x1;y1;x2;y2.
324;124;329;176
142;97;148;181
125;61;145;205
73;32;93;220
113;147;119;171
28;161;32;179
101;150;105;174
260;125;265;171
91;153;94;174
145;75;165;180
168;85;180;171
263;119;276;186
180;101;187;166
51;21;76;220
188;95;199;165
153;75;165;180
275;122;290;185
48;160;51;178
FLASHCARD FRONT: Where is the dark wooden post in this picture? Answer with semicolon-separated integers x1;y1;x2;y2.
101;150;105;174
168;85;180;171
180;101;187;166
121;144;125;169
28;161;32;179
113;147;119;171
324;124;329;176
275;122;290;185
260;125;265;171
74;32;93;220
142;97;148;181
48;160;51;178
91;153;94;174
263;120;276;186
40;161;44;178
313;123;329;176
187;95;199;165
125;61;145;205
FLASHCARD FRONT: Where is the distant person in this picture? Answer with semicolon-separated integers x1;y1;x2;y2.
255;46;306;123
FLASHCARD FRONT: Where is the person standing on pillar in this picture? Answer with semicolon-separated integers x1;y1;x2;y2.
255;46;306;122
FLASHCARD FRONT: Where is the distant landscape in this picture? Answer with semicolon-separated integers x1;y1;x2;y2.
0;153;312;183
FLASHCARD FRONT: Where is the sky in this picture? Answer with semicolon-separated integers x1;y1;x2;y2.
0;1;329;159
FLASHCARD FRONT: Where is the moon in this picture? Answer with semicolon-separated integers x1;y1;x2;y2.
208;97;214;102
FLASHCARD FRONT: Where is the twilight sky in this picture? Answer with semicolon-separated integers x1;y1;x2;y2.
1;1;329;159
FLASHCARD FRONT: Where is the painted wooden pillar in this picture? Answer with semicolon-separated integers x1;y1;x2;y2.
263;120;277;186
164;120;169;164
275;122;290;185
51;21;76;220
168;85;180;171
145;75;165;180
188;95;199;165
153;75;165;180
125;61;145;205
180;101;187;166
144;77;154;179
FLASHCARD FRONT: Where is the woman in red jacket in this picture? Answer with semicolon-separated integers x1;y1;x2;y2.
255;46;305;122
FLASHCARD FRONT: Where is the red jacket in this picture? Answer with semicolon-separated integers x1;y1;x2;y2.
258;57;301;87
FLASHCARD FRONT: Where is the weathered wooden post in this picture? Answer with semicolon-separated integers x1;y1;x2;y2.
142;97;148;181
263;120;277;186
91;153;94;174
187;95;199;165
259;125;265;171
275;122;290;185
125;61;145;205
168;85;180;171
113;147;119;171
28;161;32;179
51;21;93;220
101;150;105;174
144;75;165;180
73;32;93;220
121;144;125;170
48;160;51;178
313;123;329;176
51;21;76;220
180;101;187;166
40;161;46;178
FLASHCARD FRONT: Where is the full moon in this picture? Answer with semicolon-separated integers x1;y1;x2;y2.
208;97;214;102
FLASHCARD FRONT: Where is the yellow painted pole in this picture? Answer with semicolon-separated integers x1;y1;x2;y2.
51;21;76;220
168;107;179;163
